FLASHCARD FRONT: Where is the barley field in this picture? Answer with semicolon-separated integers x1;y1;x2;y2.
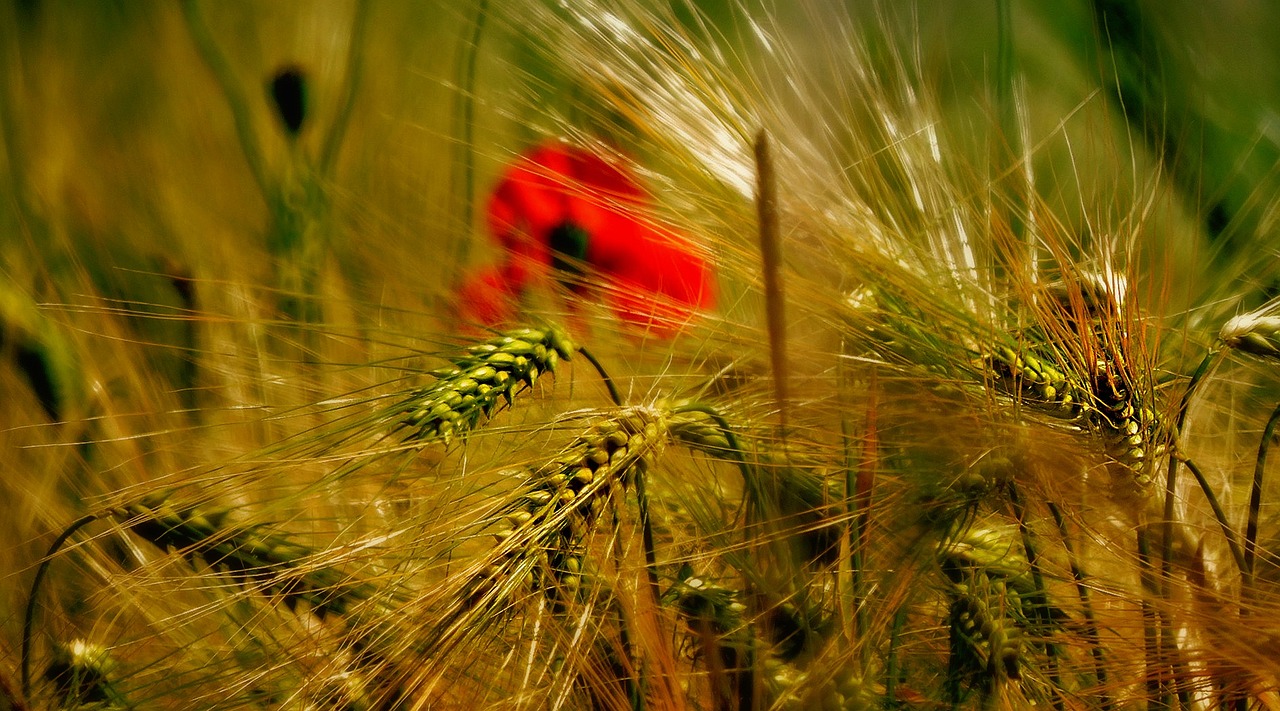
4;1;1280;709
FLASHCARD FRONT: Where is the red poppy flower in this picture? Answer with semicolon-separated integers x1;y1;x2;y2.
458;142;715;335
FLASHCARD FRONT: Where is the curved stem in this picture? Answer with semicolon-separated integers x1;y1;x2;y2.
1152;348;1221;707
1167;351;1223;579
1174;349;1222;437
1163;349;1222;580
22;513;104;701
576;346;623;407
668;402;754;493
1177;454;1246;573
1245;401;1280;589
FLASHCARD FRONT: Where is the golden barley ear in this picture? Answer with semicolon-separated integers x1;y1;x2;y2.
1220;304;1280;362
400;407;671;700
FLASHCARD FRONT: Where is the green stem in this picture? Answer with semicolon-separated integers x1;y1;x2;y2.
450;0;491;271
883;605;909;709
1157;349;1219;709
179;0;272;204
848;368;876;666
633;468;662;613
318;0;370;178
577;346;623;407
994;0;1028;248
1163;350;1221;587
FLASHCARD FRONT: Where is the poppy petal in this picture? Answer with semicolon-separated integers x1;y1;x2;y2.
457;266;519;327
475;140;716;335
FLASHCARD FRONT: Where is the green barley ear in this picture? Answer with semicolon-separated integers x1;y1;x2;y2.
396;325;575;444
666;574;756;709
119;495;376;618
940;527;1036;701
397;408;677;702
985;340;1080;412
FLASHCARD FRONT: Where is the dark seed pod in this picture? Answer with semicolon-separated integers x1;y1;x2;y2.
268;66;308;137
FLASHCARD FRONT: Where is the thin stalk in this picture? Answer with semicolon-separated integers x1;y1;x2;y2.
317;0;370;178
993;0;1028;247
840;410;856;645
179;0;272;203
753;130;788;433
633;469;662;610
995;0;1015;150
22;513;103;701
1135;525;1168;710
1006;483;1063;710
1047;502;1110;709
1163;350;1221;588
450;0;491;270
883;605;909;709
1158;349;1219;709
849;369;876;663
1244;401;1280;590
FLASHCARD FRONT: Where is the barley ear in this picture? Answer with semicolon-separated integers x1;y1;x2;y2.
1220;312;1280;361
120;496;377;618
397;325;575;444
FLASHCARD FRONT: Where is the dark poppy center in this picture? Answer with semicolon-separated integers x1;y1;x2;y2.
548;221;590;284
